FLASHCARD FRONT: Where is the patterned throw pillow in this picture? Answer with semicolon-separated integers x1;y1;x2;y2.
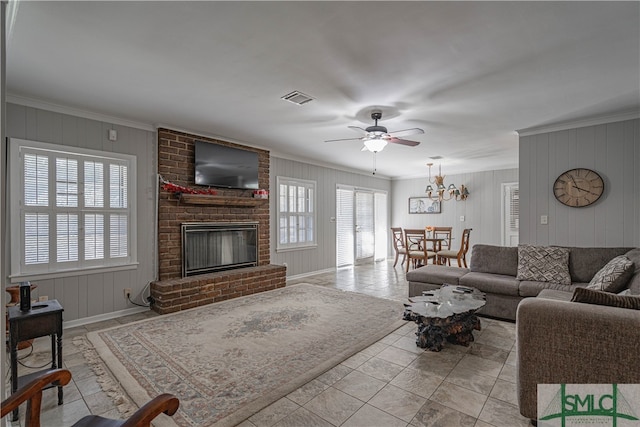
516;245;571;285
586;255;634;293
572;287;640;310
624;249;640;295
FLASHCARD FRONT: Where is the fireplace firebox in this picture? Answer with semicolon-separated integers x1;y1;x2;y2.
181;222;258;277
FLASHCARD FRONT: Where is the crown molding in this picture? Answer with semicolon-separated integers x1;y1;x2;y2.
517;109;640;137
6;94;156;132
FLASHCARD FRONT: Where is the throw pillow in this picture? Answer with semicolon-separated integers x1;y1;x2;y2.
571;287;640;310
624;249;640;295
516;245;571;285
586;255;634;293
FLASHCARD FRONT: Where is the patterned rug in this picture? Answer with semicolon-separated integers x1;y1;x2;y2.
85;283;405;427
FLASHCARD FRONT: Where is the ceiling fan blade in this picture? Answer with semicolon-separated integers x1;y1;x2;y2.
389;128;425;138
347;126;368;135
324;137;364;143
389;138;421;147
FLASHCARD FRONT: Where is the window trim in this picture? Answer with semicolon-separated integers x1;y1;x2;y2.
9;138;138;281
276;176;317;251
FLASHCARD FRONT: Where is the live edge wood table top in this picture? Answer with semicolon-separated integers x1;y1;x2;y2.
403;285;486;351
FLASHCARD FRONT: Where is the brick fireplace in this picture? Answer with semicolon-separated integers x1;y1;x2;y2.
150;128;286;314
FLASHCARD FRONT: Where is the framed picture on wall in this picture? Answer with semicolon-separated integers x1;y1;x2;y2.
409;197;441;214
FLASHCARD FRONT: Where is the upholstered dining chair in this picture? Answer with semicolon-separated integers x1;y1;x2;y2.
404;228;437;272
437;228;472;267
391;227;407;267
1;369;180;427
431;226;453;250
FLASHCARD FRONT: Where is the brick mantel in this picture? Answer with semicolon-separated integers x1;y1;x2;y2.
152;128;285;313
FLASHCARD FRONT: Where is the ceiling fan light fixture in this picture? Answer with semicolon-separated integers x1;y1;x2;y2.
363;139;388;153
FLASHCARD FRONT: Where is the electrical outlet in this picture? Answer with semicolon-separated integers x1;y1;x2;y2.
124;288;132;299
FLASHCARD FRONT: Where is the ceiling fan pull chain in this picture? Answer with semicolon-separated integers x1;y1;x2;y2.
372;152;377;175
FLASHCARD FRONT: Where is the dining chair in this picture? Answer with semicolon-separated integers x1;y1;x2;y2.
404;228;437;273
390;227;407;268
432;226;453;250
436;228;472;267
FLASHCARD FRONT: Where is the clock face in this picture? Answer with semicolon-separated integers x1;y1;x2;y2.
553;168;604;207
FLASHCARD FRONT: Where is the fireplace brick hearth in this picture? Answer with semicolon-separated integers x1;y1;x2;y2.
151;265;286;314
151;128;286;314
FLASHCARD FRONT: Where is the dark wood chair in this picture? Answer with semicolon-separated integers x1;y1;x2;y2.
1;369;180;427
437;228;472;267
391;227;407;267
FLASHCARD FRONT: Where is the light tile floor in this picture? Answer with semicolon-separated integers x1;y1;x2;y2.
6;260;531;426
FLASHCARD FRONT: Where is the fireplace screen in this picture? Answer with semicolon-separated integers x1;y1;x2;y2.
181;222;258;277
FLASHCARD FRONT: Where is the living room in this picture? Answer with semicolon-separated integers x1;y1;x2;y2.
1;2;639;426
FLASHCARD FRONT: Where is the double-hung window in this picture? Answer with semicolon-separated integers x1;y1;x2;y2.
9;138;137;280
276;177;316;250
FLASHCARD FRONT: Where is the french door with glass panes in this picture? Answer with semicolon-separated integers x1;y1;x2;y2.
336;185;387;267
502;182;519;246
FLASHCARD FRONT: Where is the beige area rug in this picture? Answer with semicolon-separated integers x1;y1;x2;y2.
83;283;406;427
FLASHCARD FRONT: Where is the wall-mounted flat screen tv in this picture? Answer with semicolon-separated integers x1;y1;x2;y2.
194;141;259;189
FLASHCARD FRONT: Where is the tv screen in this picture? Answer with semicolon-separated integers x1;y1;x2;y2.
194;141;259;189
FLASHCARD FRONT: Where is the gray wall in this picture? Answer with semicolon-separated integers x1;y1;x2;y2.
391;169;519;253
519;118;639;247
1;1;7;398
270;156;391;276
5;103;157;322
7;103;635;322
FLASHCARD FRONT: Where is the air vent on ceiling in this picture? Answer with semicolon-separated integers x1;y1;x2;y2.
430;156;444;160
281;91;314;105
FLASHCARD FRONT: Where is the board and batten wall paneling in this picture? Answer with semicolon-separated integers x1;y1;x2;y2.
391;169;519;256
5;103;158;322
270;156;391;277
519;118;639;247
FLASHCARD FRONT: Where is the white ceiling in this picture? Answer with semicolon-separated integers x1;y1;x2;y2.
6;1;639;178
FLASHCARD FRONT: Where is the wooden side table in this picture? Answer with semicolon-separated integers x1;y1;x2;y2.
8;299;64;421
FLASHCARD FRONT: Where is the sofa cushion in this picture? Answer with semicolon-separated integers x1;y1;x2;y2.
536;289;572;301
459;272;520;296
625;249;640;295
516;245;571;285
469;245;518;276
571;287;640;310
586;255;634;293
519;281;585;297
567;247;633;283
406;265;469;286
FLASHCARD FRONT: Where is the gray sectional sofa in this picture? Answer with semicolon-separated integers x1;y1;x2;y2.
406;244;640;423
405;244;640;320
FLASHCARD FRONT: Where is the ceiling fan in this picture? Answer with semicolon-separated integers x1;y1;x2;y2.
325;110;424;153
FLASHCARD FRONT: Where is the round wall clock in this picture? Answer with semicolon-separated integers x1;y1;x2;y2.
553;168;604;207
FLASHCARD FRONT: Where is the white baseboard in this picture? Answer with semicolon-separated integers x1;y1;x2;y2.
63;306;150;329
286;267;336;281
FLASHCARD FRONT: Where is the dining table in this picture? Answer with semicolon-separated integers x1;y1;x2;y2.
422;237;445;264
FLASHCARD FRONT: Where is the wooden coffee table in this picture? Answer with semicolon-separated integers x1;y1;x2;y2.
403;285;486;351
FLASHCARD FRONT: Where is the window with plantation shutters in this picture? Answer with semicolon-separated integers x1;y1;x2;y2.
276;177;316;250
9;138;137;279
